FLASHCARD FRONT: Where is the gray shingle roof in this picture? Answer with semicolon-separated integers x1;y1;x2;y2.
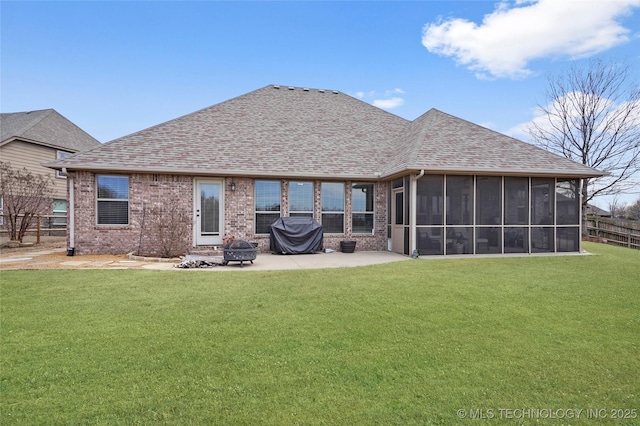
383;109;603;177
46;85;603;179
1;109;101;152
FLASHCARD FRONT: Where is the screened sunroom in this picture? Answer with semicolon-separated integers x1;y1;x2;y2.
389;175;582;256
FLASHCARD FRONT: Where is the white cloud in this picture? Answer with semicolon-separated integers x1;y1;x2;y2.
422;0;640;79
352;88;406;109
386;88;405;95
373;97;405;109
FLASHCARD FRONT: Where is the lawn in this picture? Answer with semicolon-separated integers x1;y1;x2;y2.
1;242;638;425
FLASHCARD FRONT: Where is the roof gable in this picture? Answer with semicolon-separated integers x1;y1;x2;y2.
384;109;602;177
1;109;101;152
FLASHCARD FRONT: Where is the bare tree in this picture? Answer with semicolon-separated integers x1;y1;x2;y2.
0;161;53;242
527;58;640;209
608;196;626;219
138;198;191;258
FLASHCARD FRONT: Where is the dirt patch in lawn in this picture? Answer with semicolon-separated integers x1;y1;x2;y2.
0;237;150;270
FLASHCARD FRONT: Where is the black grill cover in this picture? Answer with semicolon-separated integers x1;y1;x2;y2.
269;217;323;254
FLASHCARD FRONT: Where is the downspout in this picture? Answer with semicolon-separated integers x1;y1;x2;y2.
61;168;75;256
410;170;425;257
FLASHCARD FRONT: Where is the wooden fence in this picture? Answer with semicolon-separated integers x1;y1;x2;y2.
0;214;67;242
585;216;640;250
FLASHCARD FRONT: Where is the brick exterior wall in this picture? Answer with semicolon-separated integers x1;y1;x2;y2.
241;179;390;253
71;172;193;255
70;172;390;255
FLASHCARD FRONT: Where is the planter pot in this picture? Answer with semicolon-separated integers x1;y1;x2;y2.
340;240;357;253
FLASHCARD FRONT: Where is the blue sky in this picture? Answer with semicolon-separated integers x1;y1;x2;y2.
2;1;639;206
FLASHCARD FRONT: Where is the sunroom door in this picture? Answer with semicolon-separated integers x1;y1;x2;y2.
195;179;223;246
391;188;405;254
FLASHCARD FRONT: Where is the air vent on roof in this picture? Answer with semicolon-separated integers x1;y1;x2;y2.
319;89;325;93
288;87;295;90
332;90;339;94
273;85;280;89
303;88;309;91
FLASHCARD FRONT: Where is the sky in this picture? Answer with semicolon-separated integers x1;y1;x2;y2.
1;0;639;208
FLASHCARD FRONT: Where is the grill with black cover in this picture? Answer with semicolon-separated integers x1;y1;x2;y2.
269;217;323;254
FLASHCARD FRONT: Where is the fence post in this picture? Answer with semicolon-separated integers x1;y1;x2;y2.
36;214;41;244
629;229;632;249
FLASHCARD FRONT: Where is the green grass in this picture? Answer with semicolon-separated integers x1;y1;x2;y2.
1;242;638;425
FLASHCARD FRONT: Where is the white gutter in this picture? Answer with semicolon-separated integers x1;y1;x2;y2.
410;170;425;257
61;168;75;255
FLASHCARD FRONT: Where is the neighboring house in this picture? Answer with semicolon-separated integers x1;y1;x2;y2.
585;204;612;218
1;109;101;227
46;85;603;256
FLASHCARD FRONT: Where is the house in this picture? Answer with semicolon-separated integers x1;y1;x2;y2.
46;85;603;256
585;204;612;218
1;109;101;227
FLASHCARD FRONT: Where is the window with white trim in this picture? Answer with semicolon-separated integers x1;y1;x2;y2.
97;175;129;225
321;182;344;233
56;151;72;178
255;180;281;234
352;183;374;234
52;199;67;227
289;181;314;218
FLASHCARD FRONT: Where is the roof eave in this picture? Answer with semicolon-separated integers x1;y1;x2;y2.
381;166;605;179
46;161;604;181
43;163;385;181
1;136;79;152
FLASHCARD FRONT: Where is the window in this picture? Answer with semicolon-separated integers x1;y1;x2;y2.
556;179;580;225
52;199;67;227
557;227;579;252
289;181;314;217
56;151;72;178
476;176;501;225
255;180;281;234
352;183;374;234
321;182;344;233
504;177;529;225
97;175;129;225
395;191;404;225
446;175;473;225
504;226;528;253
531;178;555;225
416;175;443;225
